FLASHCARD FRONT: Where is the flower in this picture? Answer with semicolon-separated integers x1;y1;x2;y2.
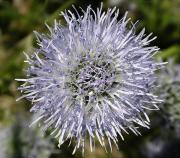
16;4;164;153
156;59;180;136
14;114;57;158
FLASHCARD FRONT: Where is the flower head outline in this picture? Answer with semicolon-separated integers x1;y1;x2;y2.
16;4;164;153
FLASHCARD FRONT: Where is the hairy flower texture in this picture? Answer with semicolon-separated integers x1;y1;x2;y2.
157;59;180;131
16;115;57;158
16;4;165;153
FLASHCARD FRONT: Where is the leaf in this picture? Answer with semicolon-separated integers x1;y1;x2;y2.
156;45;180;60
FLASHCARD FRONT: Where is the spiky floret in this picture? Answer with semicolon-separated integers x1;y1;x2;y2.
16;4;164;153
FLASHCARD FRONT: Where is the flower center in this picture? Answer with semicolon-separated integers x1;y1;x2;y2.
67;54;116;104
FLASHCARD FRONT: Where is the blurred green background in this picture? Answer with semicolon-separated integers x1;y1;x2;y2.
0;0;180;158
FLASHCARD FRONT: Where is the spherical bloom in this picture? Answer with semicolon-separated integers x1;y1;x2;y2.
16;4;164;153
157;59;180;135
15;115;57;158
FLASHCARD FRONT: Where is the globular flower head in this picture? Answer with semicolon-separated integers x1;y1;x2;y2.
16;4;164;153
15;115;57;158
157;59;180;135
